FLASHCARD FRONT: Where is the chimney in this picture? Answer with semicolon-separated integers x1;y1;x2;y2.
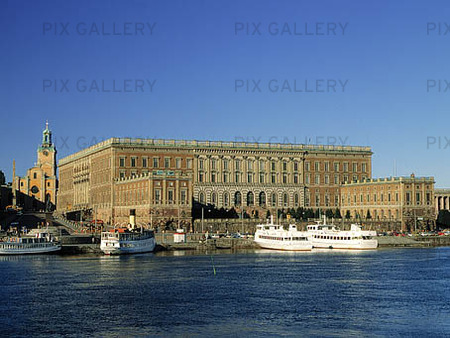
129;209;136;229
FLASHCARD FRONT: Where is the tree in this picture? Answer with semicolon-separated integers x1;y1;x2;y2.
437;210;450;229
345;210;351;219
325;209;334;219
334;208;342;219
0;170;5;185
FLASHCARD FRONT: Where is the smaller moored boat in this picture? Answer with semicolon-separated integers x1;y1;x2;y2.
254;217;312;251
0;232;61;255
100;227;156;255
307;218;378;250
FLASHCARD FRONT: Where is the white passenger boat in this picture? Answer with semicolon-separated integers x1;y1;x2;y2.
254;217;312;251
307;219;378;250
0;232;61;255
100;228;156;255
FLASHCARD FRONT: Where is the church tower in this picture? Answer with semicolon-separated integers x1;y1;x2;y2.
15;122;58;211
37;121;57;177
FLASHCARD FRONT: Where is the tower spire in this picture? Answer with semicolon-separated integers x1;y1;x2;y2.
42;120;52;146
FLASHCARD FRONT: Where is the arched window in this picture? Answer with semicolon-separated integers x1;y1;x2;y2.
283;193;289;207
199;192;205;204
247;191;254;206
294;193;299;207
259;192;266;207
223;192;229;206
234;191;242;206
271;193;277;207
211;192;217;205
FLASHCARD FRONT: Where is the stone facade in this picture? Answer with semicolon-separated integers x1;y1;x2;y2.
58;138;372;229
13;123;58;210
435;188;450;213
340;174;435;231
193;142;372;217
58;138;194;229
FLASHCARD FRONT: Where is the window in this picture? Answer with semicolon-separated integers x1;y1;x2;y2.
294;174;298;184
282;174;287;184
294;193;299;206
259;160;265;170
259;192;266;206
324;162;329;172
314;162;320;171
142;157;148;168
247;191;254;206
271;193;277;207
325;175;329;184
343;162;348;172
334;162;339;172
283;193;288;207
247;173;253;183
33;173;37;179
211;172;216;183
406;192;411;204
223;159;229;170
211;159;217;170
344;175;349;183
199;159;204;170
235;172;240;183
211;192;217;205
223;192;229;206
153;158;159;168
199;172;204;182
362;163;367;173
259;173;265;184
248;160;253;170
235;160;241;171
282;161;287;171
416;192;421;204
199;192;205;204
168;190;174;204
131;157;137;167
176;158;181;169
119;157;125;167
315;174;320;185
306;174;310;185
334;174;339;184
187;159;192;169
294;162;298;171
305;162;310;171
352;163;358;172
271;173;276;184
155;189;161;203
181;190;187;204
223;172;228;183
164;158;170;168
234;191;242;206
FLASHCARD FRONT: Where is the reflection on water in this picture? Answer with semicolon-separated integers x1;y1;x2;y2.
1;248;450;336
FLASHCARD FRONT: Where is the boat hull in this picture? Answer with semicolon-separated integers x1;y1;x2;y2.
311;239;378;250
101;237;156;255
0;245;61;255
254;239;312;251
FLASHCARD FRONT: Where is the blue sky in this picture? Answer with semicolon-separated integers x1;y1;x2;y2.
1;0;450;186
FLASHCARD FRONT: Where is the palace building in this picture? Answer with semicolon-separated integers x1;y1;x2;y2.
13;122;58;210
57;137;372;229
340;174;435;231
